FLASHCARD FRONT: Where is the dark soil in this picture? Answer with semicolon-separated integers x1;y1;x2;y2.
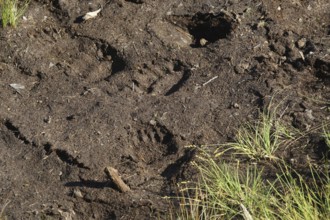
0;0;329;219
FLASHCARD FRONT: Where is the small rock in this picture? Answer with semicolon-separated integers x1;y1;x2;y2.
149;119;157;126
257;20;266;28
240;62;250;70
73;189;83;198
234;65;244;74
233;103;240;109
305;109;315;120
82;8;102;21
271;43;286;55
97;49;104;59
199;38;208;46
297;38;307;49
58;0;69;11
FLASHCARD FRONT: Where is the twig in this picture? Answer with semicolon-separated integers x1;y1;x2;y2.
104;167;130;192
203;76;218;86
132;42;140;56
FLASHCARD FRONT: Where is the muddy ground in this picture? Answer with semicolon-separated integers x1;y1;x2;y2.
0;0;329;219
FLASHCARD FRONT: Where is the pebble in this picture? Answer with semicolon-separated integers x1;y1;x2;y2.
297;38;307;49
73;189;83;198
199;38;208;46
149;119;157;126
305;109;315;120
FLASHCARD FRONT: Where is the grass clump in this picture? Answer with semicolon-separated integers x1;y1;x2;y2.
175;153;275;219
168;100;329;219
219;105;296;161
169;150;330;220
272;165;330;220
0;0;29;28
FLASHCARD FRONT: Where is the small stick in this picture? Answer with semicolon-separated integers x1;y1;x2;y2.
133;42;140;56
104;167;130;192
298;50;305;61
203;76;218;86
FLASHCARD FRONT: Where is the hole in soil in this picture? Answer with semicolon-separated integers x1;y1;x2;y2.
66;115;75;121
165;69;191;96
173;60;185;72
4;120;30;145
158;125;178;155
44;143;52;155
187;12;234;47
291;58;305;71
126;0;144;4
161;148;195;179
98;43;126;75
65;180;109;189
314;59;330;81
315;139;330;160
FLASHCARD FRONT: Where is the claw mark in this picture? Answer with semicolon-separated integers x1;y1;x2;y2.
165;70;191;96
4;120;30;145
55;149;90;169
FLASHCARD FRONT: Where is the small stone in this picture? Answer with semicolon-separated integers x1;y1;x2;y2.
240;62;249;70
199;38;208;46
97;49;104;59
234;65;244;74
297;38;307;48
73;189;83;198
257;21;266;28
233;103;240;109
305;109;315;120
290;158;296;165
149;119;157;126
280;56;287;62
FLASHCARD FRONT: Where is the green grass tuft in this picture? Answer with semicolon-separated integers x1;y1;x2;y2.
0;0;29;28
167;97;330;219
168;150;330;220
218;104;297;160
271;164;330;220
